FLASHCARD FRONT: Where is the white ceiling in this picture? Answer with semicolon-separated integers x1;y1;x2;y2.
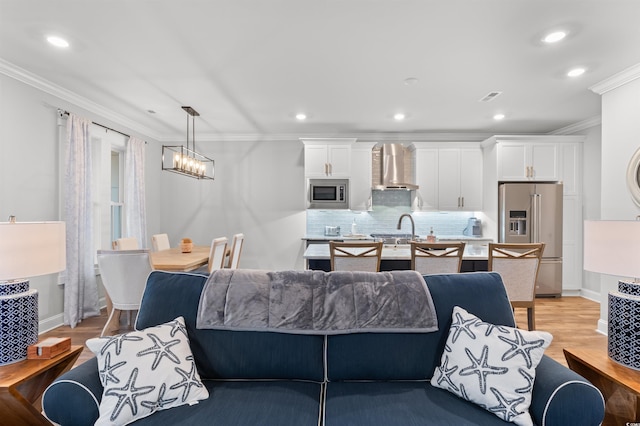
1;0;640;142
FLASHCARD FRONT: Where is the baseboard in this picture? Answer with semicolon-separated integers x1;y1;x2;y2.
38;296;108;335
597;319;608;336
579;288;601;303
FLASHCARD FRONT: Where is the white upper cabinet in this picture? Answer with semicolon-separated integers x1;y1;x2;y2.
438;148;483;211
350;142;376;211
410;144;482;211
411;147;438;211
497;142;558;181
302;139;354;178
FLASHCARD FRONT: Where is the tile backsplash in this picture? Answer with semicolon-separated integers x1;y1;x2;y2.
307;190;478;237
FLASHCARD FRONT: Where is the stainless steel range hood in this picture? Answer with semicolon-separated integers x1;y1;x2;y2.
372;143;419;190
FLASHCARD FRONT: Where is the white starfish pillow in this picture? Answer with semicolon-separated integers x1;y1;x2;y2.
431;306;552;426
86;316;209;425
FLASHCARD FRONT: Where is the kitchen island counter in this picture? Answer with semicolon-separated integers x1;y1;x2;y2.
303;242;489;272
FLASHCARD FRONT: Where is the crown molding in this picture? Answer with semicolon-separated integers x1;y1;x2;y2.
0;58;161;140
549;115;601;135
154;131;494;143
589;62;640;95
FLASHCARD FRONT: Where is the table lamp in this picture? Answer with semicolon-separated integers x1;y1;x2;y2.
584;219;640;369
0;218;66;365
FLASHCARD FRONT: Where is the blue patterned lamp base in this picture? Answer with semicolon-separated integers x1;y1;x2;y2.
0;279;39;366
608;280;640;370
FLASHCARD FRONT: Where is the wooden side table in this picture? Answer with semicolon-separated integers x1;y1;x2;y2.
564;347;640;425
0;345;83;425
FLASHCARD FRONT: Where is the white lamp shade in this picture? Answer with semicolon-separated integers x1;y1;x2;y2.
584;220;640;279
0;221;66;281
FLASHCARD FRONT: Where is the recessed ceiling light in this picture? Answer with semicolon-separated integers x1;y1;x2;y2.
403;77;419;86
493;113;505;121
46;35;69;48
295;113;307;120
567;67;586;77
543;31;567;43
393;113;406;121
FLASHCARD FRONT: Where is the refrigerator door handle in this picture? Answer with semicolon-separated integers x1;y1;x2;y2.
532;193;541;243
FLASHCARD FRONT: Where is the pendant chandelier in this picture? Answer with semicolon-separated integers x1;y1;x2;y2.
162;106;215;180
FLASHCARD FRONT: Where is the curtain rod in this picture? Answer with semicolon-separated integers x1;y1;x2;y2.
58;109;143;141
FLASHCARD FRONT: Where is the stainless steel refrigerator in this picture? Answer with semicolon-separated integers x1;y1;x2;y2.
498;182;563;296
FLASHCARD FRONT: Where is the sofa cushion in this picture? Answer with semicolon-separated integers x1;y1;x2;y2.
136;271;325;382
431;306;552;426
327;272;515;381
131;380;323;425
86;316;209;425
325;381;512;425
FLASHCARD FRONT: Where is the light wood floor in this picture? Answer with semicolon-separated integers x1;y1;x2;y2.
40;295;607;368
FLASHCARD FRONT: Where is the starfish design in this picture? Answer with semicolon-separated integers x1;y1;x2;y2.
171;362;204;402
498;329;546;369
488;387;526;422
167;318;188;338
449;311;479;343
434;355;459;392
141;383;178;411
475;321;511;337
459;345;508;394
101;333;143;356
515;368;535;394
104;368;155;422
99;352;126;385
137;333;181;370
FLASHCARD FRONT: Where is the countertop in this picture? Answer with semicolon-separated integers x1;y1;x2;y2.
303;234;493;242
303;242;489;261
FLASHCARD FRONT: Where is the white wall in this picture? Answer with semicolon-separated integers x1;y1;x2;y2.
151;138;307;271
596;75;640;332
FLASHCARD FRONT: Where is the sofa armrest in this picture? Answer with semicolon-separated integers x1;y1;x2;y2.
42;357;102;425
529;355;604;426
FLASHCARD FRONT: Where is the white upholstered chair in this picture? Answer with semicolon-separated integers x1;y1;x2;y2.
112;237;139;250
226;233;245;270
410;241;466;274
208;237;229;273
151;233;170;252
97;249;153;336
488;242;545;331
330;241;383;272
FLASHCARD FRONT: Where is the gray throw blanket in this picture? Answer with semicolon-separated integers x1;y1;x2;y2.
196;269;438;335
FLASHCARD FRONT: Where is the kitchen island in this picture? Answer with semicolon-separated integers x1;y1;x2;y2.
303;242;489;272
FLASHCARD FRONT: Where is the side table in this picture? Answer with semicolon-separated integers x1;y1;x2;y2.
0;345;83;426
564;347;640;425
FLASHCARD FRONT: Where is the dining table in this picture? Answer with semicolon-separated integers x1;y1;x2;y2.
150;245;210;272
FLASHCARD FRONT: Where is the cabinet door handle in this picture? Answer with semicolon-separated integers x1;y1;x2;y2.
324;163;328;175
461;196;464;208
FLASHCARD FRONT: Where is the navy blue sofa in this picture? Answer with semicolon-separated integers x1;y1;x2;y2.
42;271;604;425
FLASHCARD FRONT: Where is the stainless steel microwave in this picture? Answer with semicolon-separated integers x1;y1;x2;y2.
308;179;349;209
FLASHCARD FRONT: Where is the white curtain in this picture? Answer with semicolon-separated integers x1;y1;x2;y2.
125;136;147;248
64;114;100;327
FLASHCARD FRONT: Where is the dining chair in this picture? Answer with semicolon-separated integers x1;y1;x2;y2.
488;242;545;331
112;237;139;250
226;233;245;269
208;237;229;273
151;233;170;252
96;249;153;336
410;241;466;274
330;241;383;272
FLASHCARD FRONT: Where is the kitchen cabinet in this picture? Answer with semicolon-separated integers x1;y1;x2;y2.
438;148;482;211
350;142;376;211
302;139;354;178
497;142;558;181
411;147;438;211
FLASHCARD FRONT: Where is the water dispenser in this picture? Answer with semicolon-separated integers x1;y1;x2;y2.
508;210;527;236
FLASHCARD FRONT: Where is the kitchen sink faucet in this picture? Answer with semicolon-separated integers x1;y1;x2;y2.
396;214;416;242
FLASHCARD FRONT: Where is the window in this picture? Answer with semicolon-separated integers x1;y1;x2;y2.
110;151;124;242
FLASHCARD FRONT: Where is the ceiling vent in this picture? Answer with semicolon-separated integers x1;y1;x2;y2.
479;91;502;102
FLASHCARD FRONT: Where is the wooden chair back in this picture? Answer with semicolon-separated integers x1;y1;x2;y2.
488;242;545;330
113;237;139;251
151;233;170;252
226;233;245;270
208;237;228;273
410;241;466;274
330;241;383;272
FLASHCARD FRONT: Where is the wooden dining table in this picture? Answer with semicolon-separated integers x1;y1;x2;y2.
150;245;210;272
